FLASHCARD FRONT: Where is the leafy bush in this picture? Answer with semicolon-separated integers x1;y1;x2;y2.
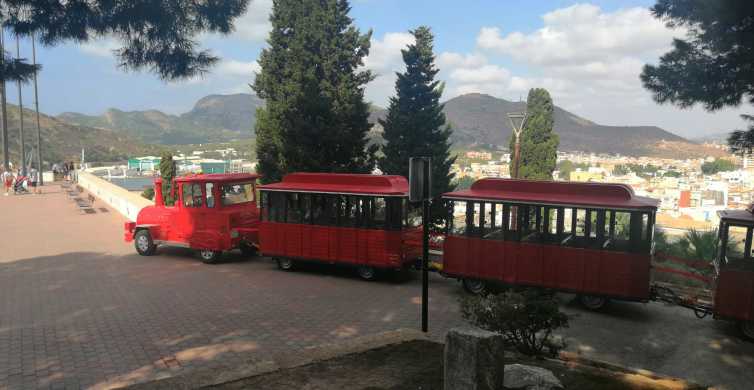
461;290;569;357
141;187;155;201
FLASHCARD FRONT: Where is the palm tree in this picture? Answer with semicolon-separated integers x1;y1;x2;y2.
680;228;720;263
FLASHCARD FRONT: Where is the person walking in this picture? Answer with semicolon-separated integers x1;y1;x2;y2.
2;168;13;196
29;167;40;194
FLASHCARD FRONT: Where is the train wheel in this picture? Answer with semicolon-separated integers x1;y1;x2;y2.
462;278;487;295
199;250;222;264
740;321;754;341
579;295;607;310
276;258;295;271
357;266;377;281
134;230;156;256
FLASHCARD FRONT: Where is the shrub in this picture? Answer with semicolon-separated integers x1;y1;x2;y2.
461;290;569;357
141;187;155;201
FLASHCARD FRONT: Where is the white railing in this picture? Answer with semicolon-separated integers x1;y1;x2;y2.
77;171;153;221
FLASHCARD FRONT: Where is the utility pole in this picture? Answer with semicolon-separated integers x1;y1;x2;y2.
15;34;25;176
1;30;9;171
507;112;527;179
32;32;42;185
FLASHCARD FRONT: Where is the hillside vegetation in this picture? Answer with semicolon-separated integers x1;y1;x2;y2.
2;104;160;165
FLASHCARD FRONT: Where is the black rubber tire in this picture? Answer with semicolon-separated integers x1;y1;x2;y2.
199;250;222;264
357;266;377;281
239;243;257;258
579;295;608;310
462;278;487;295
134;230;156;256
276;258;295;271
740;320;754;342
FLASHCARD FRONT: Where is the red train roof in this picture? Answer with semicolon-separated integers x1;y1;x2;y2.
173;173;260;183
718;209;754;225
260;172;408;196
443;178;658;211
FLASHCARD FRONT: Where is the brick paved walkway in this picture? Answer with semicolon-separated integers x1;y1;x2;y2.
1;185;753;390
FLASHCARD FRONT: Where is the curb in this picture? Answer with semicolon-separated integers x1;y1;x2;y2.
555;352;709;389
117;328;427;390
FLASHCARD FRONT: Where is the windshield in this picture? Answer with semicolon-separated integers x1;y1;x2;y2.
221;182;255;206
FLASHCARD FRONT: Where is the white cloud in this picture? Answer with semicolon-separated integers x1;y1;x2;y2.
231;0;273;42
363;32;415;105
364;32;414;73
477;4;677;66
216;59;261;77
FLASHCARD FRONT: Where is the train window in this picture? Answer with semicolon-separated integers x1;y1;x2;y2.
268;192;286;222
386;198;403;230
181;183;203;208
725;225;750;261
205;183;215;208
505;204;520;241
484;204;505;240
541;207;561;243
372;198;387;229
286;193;303;224
449;200;468;235
482;202;494;237
469;202;482;237
340;196;360;227
260;192;269;221
522;205;543;242
301;193;312;224
404;200;422;228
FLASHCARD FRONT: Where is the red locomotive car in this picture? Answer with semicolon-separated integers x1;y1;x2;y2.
441;178;658;309
258;173;423;280
124;173;261;263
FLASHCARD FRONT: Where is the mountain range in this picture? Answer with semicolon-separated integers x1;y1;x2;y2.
55;93;726;159
1;104;158;165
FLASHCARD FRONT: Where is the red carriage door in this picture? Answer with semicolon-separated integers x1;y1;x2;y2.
715;224;754;322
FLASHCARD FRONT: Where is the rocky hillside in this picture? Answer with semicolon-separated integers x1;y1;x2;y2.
2;104;158;165
58;93;262;145
57;93;726;158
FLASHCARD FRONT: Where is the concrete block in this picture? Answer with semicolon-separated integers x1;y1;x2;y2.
444;327;506;390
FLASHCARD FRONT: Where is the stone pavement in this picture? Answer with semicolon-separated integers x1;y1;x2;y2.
1;184;753;390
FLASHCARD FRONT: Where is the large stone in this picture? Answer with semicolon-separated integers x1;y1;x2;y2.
503;364;564;390
444;327;506;390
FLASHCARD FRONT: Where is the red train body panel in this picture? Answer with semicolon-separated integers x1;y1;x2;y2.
258;173;422;273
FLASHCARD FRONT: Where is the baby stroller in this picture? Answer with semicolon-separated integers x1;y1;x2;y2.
14;175;29;194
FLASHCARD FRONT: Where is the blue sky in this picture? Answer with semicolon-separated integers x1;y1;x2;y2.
4;0;749;138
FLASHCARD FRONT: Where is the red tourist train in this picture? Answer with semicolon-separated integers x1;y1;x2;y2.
125;173;260;263
257;173;423;279
123;171;753;340
439;178;753;340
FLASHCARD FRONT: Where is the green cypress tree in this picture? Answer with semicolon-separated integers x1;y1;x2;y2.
509;88;559;180
159;152;176;206
379;26;456;203
253;0;376;183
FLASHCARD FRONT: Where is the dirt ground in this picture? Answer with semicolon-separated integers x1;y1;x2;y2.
207;340;706;390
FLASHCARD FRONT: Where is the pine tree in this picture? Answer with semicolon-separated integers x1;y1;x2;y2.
509;88;559;180
379;26;456;203
253;0;376;183
159;152;176;206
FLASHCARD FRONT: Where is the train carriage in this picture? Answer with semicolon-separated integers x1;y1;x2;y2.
715;209;754;339
258;173;423;280
441;178;659;308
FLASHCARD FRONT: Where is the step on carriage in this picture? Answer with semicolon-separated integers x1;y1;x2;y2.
124;173;261;263
438;177;754;340
257;173;423;280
